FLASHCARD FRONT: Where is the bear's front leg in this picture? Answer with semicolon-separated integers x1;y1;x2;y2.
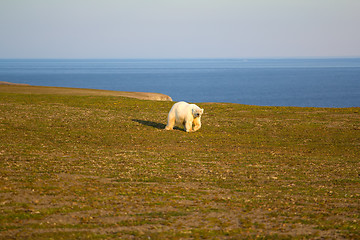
193;123;201;132
193;118;201;132
184;121;193;132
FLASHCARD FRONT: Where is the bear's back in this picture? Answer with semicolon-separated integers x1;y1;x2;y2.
171;102;190;121
173;101;189;112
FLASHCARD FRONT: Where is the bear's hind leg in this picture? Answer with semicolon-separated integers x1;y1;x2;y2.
165;116;175;130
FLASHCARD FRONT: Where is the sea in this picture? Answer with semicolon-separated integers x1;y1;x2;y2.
1;58;360;108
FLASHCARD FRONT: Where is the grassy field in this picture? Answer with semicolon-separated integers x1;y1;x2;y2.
0;87;359;239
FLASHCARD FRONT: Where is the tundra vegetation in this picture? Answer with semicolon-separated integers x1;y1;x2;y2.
0;86;359;239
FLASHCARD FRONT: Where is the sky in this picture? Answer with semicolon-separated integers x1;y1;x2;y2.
1;0;360;59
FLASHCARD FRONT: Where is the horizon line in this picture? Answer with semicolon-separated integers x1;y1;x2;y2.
1;56;360;60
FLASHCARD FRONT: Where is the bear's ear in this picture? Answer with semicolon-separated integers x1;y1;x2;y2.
201;108;204;114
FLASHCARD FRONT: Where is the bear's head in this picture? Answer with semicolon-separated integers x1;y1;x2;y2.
192;107;204;118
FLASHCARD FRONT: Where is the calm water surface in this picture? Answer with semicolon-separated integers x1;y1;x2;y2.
0;58;359;107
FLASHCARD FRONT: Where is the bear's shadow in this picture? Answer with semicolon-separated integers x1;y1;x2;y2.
132;119;183;131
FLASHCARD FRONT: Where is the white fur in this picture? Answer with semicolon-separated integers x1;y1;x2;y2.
165;101;204;132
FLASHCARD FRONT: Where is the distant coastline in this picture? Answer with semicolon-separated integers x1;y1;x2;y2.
0;81;172;101
0;81;31;86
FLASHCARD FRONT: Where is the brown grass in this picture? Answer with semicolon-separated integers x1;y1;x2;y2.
0;87;359;239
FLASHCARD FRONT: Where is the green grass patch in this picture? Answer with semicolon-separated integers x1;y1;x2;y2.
0;91;359;239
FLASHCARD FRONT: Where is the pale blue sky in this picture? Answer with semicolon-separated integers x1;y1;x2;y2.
1;0;359;58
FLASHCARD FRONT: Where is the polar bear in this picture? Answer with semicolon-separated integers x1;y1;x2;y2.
165;101;204;132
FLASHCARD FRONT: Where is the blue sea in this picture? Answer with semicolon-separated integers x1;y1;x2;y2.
1;58;360;108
